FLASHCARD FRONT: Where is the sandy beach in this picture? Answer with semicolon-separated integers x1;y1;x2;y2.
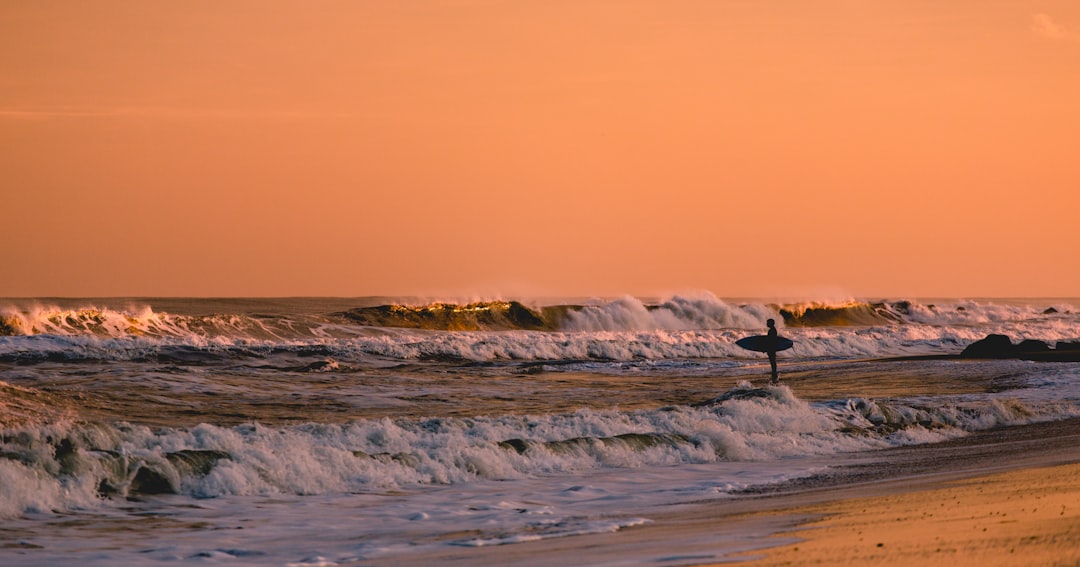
747;462;1080;566
733;416;1080;566
733;404;1080;566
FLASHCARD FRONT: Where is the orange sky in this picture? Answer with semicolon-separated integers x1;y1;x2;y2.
2;1;1078;298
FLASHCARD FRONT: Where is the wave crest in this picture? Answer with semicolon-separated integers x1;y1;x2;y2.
1;298;1075;340
337;301;562;331
780;301;905;326
0;304;290;340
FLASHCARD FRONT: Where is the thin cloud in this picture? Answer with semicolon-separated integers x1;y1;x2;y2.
1031;13;1071;40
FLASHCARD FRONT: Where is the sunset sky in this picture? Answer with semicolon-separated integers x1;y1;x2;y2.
2;1;1078;298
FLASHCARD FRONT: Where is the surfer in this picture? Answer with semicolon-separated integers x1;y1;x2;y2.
734;322;792;383
766;319;779;383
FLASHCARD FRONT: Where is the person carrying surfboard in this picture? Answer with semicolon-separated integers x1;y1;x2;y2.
766;319;779;383
735;321;793;384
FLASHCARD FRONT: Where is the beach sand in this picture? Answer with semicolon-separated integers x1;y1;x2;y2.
735;414;1080;566
744;462;1080;566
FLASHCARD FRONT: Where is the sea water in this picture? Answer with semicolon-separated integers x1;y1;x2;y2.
2;294;1079;565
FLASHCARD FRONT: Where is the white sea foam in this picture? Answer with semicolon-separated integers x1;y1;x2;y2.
3;297;1077;365
0;457;830;566
4;297;1075;339
3;380;1075;521
3;314;1076;365
562;293;777;331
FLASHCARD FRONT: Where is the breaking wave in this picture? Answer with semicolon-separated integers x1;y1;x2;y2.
2;296;1077;364
3;296;1074;339
1;382;1067;518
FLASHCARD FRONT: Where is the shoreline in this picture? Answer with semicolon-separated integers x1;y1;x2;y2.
369;417;1080;566
716;417;1080;564
726;417;1080;566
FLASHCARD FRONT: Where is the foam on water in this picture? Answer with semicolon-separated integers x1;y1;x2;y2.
0;456;830;566
4;314;1078;364
3;380;1076;521
4;296;1076;338
561;294;778;331
3;297;1077;367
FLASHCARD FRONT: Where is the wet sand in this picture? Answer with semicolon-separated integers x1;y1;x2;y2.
375;417;1080;566
745;461;1080;566
726;415;1080;566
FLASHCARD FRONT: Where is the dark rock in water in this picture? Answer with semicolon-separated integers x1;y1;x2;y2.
960;334;1015;358
961;334;1080;361
1015;339;1051;353
1043;307;1059;315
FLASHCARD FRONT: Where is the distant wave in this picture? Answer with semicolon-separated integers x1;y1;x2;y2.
4;324;1079;365
332;297;1078;334
3;296;1074;339
337;296;1077;332
337;301;568;331
0;304;306;340
335;294;779;332
779;301;903;326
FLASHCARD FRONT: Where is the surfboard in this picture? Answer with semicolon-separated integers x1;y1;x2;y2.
736;335;794;353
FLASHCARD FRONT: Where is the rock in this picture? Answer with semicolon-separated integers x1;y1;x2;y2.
960;334;1015;358
961;335;1077;361
1015;339;1051;354
1043;307;1059;314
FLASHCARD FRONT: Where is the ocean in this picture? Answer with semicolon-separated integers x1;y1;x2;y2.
2;294;1079;565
